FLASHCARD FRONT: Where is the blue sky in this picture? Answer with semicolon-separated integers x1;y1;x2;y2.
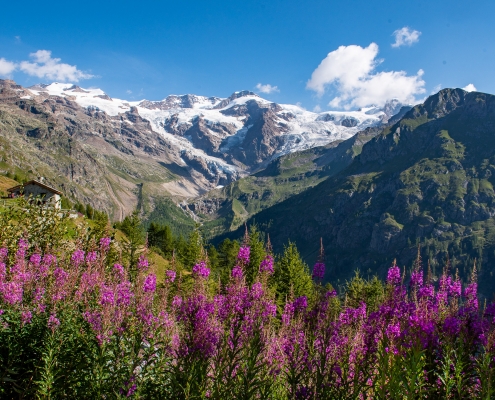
1;0;494;110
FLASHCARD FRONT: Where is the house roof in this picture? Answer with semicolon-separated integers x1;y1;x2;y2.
7;180;63;195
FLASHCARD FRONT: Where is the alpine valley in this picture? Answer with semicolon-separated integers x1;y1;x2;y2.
2;79;495;294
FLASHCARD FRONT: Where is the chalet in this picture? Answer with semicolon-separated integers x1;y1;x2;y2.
7;179;62;209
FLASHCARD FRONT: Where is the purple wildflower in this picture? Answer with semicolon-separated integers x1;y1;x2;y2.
312;262;325;280
387;263;401;285
294;296;308;311
116;281;133;306
192;261;210;279
237;246;250;264
71;249;85;267
21;310;32;325
100;285;115;305
410;269;423;287
165;270;176;283
3;281;23;304
86;251;98;265
48;313;60;331
143;274;157;293
16;238;29;259
100;237;111;251
259;254;274;274
232;265;243;279
0;247;8;262
29;254;41;267
137;255;149;270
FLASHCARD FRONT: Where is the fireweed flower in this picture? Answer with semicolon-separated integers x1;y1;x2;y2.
251;282;264;300
29;254;42;267
48;313;60;331
232;265;243;279
100;285;115;305
259;254;274;274
385;322;401;340
165;270;176;283
0;247;8;262
237;246;250;264
192;261;210;279
465;282;478;310
387;263;401;285
71;249;85;267
293;296;308;312
143;274;157;293
3;281;23;304
16;238;29;259
410;269;423;287
86;251;98;265
38;254;56;278
137;255;149;270
113;263;125;278
100;237;111;251
116;281;133;306
21;310;32;325
450;279;462;297
0;262;6;283
172;295;182;309
312;262;325;280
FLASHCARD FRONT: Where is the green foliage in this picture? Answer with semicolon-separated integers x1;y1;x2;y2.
60;196;72;210
245;225;266;286
0;197;71;254
345;271;385;312
117;211;145;270
147;222;174;258
85;203;94;219
144;198;195;238
274;241;314;304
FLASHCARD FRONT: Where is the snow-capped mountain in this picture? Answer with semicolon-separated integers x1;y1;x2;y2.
26;83;403;181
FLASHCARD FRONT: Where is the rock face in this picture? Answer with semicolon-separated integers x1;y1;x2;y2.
220;89;495;298
0;78;406;223
0;79;203;219
25;81;398;182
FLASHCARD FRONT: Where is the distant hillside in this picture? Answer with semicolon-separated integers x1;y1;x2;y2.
221;89;495;298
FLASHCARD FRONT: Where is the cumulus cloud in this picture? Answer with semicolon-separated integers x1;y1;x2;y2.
462;83;477;92
19;50;93;82
431;84;442;94
255;83;279;94
306;43;426;109
392;27;421;48
313;105;322;113
0;58;17;76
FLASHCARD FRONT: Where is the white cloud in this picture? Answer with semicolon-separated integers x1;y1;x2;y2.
462;83;477;92
313;105;322;113
255;83;279;94
392;27;421;48
0;58;17;76
306;43;425;109
19;50;93;82
431;84;442;94
126;89;132;94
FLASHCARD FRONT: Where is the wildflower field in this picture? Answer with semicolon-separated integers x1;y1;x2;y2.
1;206;495;399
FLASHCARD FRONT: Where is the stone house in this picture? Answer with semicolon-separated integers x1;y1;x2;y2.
7;179;62;209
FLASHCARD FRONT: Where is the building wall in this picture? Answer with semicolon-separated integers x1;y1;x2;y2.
17;184;61;209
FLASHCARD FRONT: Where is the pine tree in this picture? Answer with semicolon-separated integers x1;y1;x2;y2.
85;204;94;220
274;241;314;304
183;228;203;268
245;225;265;285
120;211;145;271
